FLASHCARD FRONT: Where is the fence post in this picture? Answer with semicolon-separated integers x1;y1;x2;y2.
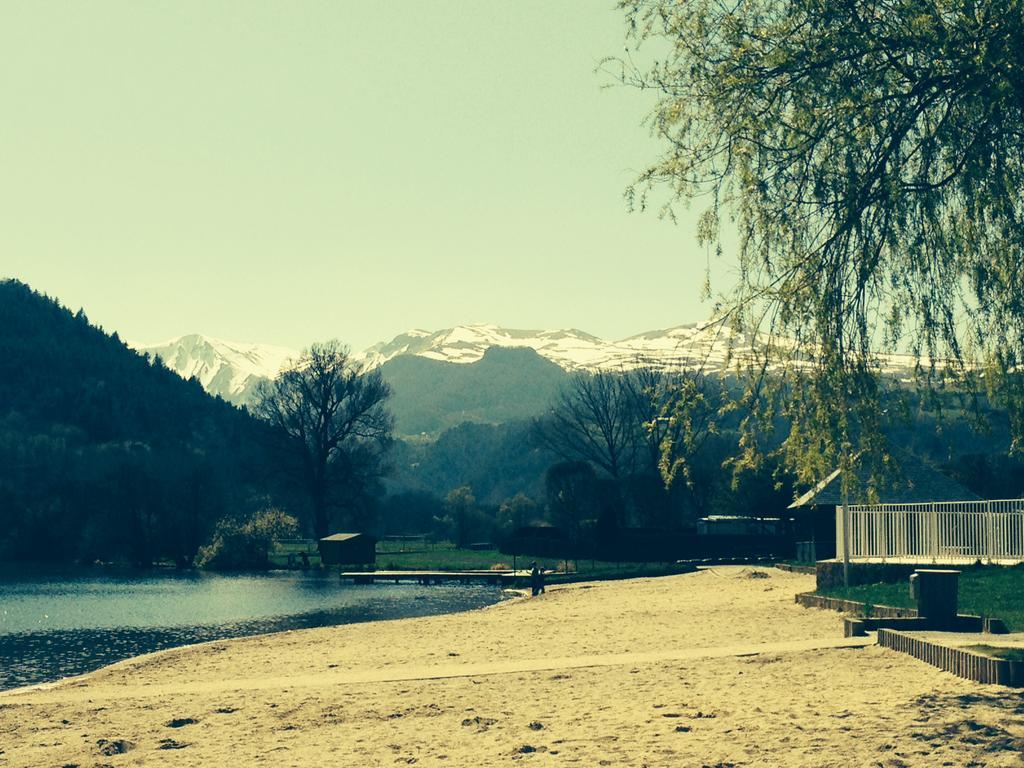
985;501;994;565
841;498;850;587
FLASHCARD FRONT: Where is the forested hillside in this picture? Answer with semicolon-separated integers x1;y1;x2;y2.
380;346;568;435
0;280;276;565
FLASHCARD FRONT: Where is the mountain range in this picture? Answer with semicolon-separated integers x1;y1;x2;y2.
131;322;917;435
131;321;752;404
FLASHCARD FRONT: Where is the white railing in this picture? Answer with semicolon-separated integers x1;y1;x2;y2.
838;499;1024;564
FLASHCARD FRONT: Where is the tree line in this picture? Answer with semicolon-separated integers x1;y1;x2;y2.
5;278;1023;569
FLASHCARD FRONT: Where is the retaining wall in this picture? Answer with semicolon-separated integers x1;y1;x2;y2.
795;591;918;618
878;629;1024;687
775;563;817;575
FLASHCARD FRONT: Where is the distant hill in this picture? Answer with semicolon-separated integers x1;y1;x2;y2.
387;419;555;505
380;346;569;435
0;280;270;565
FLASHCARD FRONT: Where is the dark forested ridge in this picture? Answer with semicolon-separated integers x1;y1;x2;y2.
388;420;555;505
380;346;568;435
0;280;247;443
0;280;273;565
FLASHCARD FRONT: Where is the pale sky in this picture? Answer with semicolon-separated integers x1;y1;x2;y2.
2;1;729;351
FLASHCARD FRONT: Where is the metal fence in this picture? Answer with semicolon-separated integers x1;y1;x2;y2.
838;499;1024;564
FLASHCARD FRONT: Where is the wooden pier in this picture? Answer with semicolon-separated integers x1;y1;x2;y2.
340;569;535;586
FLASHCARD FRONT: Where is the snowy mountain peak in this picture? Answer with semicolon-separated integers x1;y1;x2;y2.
130;335;300;404
354;321;749;372
132;320;802;407
355;324;620;370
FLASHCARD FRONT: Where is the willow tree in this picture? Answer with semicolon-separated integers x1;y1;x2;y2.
610;0;1024;487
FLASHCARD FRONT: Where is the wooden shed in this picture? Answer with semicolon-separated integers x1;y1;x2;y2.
788;452;979;561
318;533;377;566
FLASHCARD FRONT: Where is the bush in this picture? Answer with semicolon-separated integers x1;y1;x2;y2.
196;507;298;571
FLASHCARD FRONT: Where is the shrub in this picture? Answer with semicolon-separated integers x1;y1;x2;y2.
196;507;298;571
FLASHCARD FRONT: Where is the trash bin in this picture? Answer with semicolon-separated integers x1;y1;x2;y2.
910;569;959;628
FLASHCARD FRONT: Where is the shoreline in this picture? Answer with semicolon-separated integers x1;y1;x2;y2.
2;567;1018;767
0;587;530;699
0;577;516;694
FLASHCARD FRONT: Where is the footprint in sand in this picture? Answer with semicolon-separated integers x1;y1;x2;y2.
517;745;549;754
158;738;189;750
96;739;134;756
166;717;199;728
461;716;498;731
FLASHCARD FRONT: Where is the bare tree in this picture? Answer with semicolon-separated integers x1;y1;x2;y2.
538;366;717;485
252;341;393;540
536;371;637;481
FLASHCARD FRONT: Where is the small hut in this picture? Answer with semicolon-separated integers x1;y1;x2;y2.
788;452;978;561
318;533;377;566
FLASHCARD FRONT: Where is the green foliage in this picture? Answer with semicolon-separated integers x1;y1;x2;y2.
196;507;299;571
389;420;555;505
496;492;541;536
438;485;484;548
536;368;724;527
0;280;277;566
818;565;1024;631
611;0;1024;486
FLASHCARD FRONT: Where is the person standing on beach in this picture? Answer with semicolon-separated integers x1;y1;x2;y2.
530;561;540;596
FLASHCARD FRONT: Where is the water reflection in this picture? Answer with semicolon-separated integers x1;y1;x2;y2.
0;568;505;690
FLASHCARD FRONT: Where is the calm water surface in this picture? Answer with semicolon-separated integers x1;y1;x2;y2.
0;568;506;690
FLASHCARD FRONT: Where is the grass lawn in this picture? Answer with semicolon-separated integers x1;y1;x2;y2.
269;539;692;581
375;546;516;572
962;644;1024;663
376;544;690;580
817;565;1024;631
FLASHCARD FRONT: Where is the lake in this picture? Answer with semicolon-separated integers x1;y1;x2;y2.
0;567;507;691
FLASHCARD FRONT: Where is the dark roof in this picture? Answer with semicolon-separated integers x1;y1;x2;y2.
789;452;980;508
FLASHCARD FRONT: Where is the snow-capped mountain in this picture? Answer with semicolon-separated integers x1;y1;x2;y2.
355;321;752;372
135;322;916;409
133;323;749;407
130;334;299;404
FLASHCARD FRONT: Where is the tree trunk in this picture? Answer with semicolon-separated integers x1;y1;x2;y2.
311;484;329;541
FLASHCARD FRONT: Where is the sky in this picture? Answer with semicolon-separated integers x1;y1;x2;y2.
2;1;730;351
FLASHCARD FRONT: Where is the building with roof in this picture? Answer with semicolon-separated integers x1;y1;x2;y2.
318;532;377;566
788;452;979;562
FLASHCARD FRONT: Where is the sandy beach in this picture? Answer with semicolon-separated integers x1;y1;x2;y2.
2;566;1022;767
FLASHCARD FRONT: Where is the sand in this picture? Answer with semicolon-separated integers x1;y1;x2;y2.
2;566;1023;767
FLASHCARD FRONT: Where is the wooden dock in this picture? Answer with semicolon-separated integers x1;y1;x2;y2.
340;569;535;586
